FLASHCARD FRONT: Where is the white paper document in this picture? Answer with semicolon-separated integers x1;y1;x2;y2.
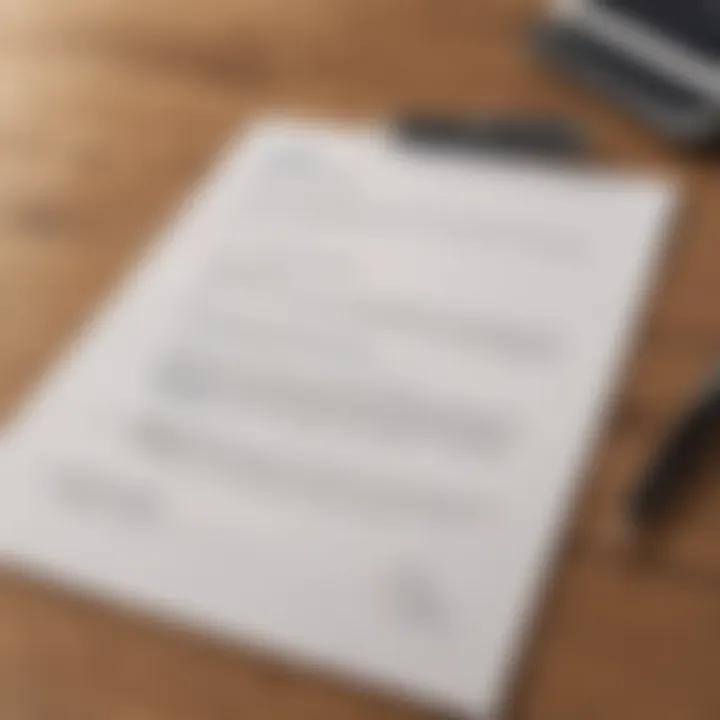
0;122;676;717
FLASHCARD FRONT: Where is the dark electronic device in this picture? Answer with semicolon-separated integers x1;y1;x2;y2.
532;0;720;146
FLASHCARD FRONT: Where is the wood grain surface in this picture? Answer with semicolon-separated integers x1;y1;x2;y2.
0;1;718;718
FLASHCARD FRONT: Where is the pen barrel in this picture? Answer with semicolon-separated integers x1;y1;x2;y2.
627;383;720;524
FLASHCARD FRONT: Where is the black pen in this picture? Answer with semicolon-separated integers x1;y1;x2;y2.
395;114;590;160
625;368;720;529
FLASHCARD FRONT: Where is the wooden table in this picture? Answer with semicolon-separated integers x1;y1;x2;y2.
0;1;718;718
